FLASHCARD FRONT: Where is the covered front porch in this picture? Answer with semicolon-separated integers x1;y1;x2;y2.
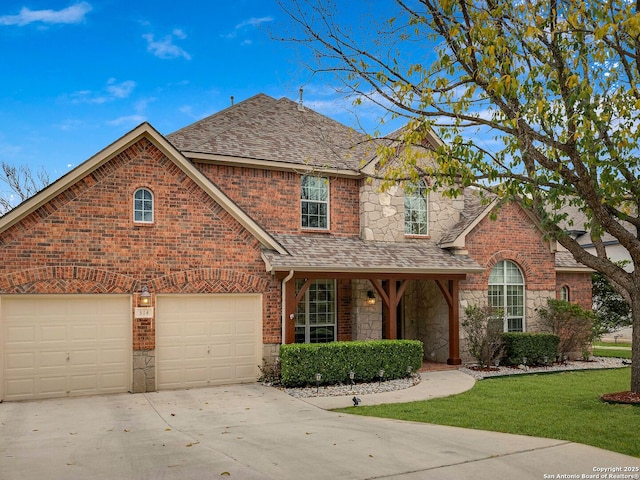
262;234;484;365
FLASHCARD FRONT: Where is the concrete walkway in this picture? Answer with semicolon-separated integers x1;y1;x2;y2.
0;371;637;480
301;369;476;409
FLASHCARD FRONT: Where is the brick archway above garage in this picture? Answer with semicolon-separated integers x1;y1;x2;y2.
151;267;270;293
0;266;137;294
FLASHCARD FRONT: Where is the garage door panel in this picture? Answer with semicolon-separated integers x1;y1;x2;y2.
71;325;99;341
1;296;131;401
39;351;67;368
6;325;36;344
211;321;233;335
39;325;67;343
156;294;261;390
39;376;67;396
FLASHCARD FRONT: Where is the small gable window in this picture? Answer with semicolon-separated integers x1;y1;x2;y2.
134;188;154;223
301;175;329;230
404;179;429;235
561;285;570;302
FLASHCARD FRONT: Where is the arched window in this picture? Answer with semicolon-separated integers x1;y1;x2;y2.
488;260;525;332
404;179;429;235
561;285;570;302
134;188;154;223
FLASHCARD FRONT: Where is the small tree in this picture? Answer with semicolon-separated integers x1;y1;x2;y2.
538;299;595;360
462;305;504;369
0;161;50;215
592;268;631;338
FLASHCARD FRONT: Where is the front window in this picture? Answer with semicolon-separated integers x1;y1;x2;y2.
134;188;154;223
404;180;429;235
488;260;525;332
295;279;336;343
301;175;329;229
561;285;570;302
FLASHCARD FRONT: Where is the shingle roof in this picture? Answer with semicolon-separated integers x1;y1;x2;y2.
167;93;375;170
555;251;592;271
262;234;484;274
438;188;493;245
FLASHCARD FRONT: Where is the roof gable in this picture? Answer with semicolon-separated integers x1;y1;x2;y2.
0;122;286;254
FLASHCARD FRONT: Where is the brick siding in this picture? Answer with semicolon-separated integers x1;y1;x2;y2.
462;202;556;291
0;139;281;348
195;163;360;235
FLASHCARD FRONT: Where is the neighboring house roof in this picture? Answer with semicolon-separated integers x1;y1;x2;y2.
555;251;593;272
262;234;484;275
0;122;286;254
167;93;375;173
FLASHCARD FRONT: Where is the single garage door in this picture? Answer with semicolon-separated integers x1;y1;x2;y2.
0;295;131;402
156;294;262;390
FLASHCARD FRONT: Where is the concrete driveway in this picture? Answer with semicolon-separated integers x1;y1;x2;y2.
1;381;637;480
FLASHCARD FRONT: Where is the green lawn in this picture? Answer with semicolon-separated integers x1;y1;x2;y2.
337;368;640;457
594;341;632;348
591;342;632;359
593;348;632;359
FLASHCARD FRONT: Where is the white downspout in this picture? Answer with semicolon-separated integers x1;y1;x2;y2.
281;270;295;345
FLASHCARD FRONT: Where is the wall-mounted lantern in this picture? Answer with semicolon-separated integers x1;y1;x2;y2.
366;290;376;305
139;285;151;306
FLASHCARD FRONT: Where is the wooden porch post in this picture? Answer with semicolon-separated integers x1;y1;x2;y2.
284;278;297;344
447;279;462;365
384;280;397;340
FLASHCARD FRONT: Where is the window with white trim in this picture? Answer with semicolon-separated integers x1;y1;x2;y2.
561;285;570;302
301;175;329;230
134;188;154;223
404;180;429;235
295;279;336;343
488;260;525;332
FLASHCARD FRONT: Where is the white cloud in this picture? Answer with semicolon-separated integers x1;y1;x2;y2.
235;16;273;29
70;79;137;104
106;78;136;99
223;16;273;40
0;2;92;26
143;29;191;60
106;114;146;127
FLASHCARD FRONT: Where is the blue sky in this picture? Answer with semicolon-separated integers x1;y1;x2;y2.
0;0;384;182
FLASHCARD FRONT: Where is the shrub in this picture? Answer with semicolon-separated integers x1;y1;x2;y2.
462;305;504;368
501;332;560;366
279;340;423;387
538;298;595;359
258;357;282;385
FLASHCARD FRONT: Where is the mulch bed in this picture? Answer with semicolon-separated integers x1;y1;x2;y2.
600;391;640;405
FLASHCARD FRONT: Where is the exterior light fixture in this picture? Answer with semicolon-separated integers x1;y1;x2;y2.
315;373;322;394
139;285;151;306
349;370;355;389
366;290;376;305
378;368;385;385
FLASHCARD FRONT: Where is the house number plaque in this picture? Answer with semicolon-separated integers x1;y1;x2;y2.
135;307;154;319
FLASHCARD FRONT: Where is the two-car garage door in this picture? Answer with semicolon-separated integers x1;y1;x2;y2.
1;295;131;402
1;293;262;401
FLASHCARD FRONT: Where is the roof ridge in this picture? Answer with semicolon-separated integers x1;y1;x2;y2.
167;94;279;153
168;93;272;137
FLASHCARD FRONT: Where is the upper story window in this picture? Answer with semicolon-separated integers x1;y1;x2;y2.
488;260;525;332
134;188;154;223
560;285;570;302
404;179;429;235
301;175;329;230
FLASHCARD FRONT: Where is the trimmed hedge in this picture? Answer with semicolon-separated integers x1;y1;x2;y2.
279;340;423;387
501;332;560;366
